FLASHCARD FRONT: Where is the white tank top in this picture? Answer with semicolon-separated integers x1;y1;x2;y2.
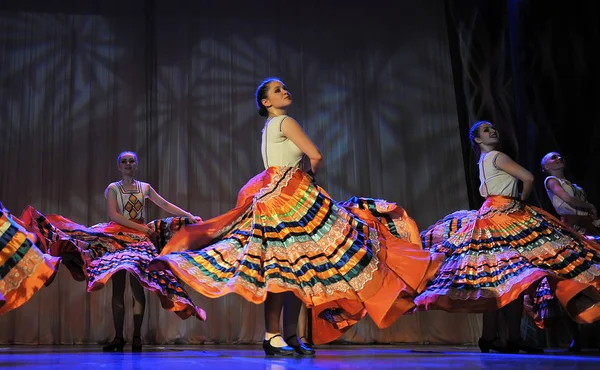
261;115;304;169
544;176;588;216
478;151;519;198
104;180;151;221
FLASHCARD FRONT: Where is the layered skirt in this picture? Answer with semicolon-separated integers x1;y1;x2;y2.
1;202;60;314
148;166;443;344
416;195;600;324
20;207;206;320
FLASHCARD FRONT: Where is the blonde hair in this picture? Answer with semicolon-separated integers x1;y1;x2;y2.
540;152;560;172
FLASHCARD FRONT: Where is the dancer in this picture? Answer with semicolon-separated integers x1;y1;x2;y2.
536;151;600;351
148;78;443;356
21;151;206;352
541;151;599;240
0;201;60;314
417;121;600;353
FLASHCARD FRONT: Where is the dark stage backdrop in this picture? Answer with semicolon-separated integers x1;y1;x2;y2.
0;1;477;345
446;0;600;211
510;0;600;213
446;0;600;345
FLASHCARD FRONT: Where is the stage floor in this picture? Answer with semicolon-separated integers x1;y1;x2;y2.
0;345;599;369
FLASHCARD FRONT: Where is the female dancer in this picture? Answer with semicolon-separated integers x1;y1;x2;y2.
0;201;60;314
148;78;443;356
21;151;206;351
417;121;600;353
536;151;600;351
541;151;599;239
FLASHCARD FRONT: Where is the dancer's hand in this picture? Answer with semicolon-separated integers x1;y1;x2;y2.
590;205;597;219
142;225;160;248
306;169;317;185
142;225;156;236
184;213;202;223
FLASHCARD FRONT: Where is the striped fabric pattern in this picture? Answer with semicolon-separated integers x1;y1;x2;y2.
415;196;600;323
150;166;442;344
0;203;60;314
421;209;478;252
20;207;206;320
158;167;381;301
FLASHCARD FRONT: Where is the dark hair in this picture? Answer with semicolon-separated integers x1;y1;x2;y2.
469;121;493;156
255;77;281;117
116;151;138;165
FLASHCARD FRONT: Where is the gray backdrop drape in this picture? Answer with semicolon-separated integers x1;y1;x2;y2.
0;0;480;345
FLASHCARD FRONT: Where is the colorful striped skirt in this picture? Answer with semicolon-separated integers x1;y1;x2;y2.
1;202;60;314
415;195;600;324
19;207;206;321
149;166;443;344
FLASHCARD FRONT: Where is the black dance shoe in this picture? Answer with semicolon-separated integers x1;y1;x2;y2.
478;337;509;353
507;339;544;354
568;338;581;353
263;335;295;356
103;337;125;352
299;336;313;349
285;335;316;356
132;336;143;352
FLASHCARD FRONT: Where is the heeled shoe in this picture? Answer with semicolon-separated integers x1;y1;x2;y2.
262;335;294;356
568;339;581;353
299;336;313;349
507;339;544;354
285;335;316;356
103;337;125;352
132;336;143;352
478;338;509;353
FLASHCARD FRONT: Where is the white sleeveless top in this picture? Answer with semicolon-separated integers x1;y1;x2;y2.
261;115;304;169
478;151;519;198
104;180;151;221
544;176;588;216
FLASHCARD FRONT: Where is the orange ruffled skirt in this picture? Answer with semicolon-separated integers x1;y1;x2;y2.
0;202;60;314
416;196;600;324
149;167;443;344
20;207;206;320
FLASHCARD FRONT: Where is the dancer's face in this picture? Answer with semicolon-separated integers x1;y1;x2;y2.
542;152;564;172
118;153;138;176
261;81;292;111
475;123;499;146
